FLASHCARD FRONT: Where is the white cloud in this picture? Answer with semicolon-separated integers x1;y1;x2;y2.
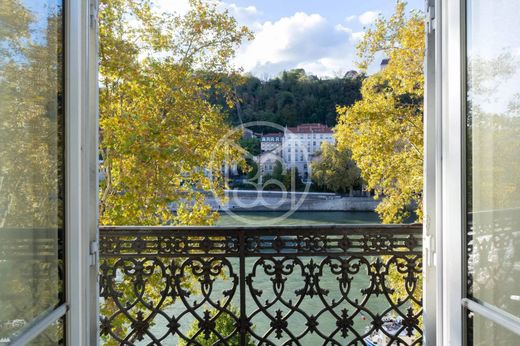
351;31;365;42
358;10;380;25
221;2;261;25
297;56;356;78
335;24;352;34
234;12;326;71
151;2;365;78
335;25;364;43
226;3;259;16
234;12;360;77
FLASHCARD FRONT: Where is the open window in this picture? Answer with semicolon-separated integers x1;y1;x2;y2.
439;0;520;344
0;0;98;344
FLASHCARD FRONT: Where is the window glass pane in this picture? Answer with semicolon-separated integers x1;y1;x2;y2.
25;317;64;346
0;0;64;341
466;0;520;317
467;312;519;346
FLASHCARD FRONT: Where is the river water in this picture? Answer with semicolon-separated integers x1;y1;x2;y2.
216;211;381;226
133;211;388;345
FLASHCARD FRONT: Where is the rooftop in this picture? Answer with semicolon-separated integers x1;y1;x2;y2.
286;123;333;134
261;132;283;137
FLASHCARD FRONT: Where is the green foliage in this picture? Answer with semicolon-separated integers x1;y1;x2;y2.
239;136;260;156
311;142;361;193
209;69;362;129
259;161;286;191
98;1;253;344
335;1;424;223
99;0;252;226
335;1;424;329
272;161;284;182
260;163;306;191
179;306;255;346
281;167;305;191
245;158;259;182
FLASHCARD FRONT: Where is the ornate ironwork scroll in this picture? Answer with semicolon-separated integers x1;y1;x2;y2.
99;224;423;345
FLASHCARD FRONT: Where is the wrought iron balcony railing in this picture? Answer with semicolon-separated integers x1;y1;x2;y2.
99;224;423;345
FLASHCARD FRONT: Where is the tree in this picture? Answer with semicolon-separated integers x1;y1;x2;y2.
97;1;252;344
179;306;255;346
239;136;260;156
272;161;284;182
281;167;305;191
98;0;252;226
246;158;259;182
311;142;361;193
209;69;363;130
335;1;424;223
335;4;424;331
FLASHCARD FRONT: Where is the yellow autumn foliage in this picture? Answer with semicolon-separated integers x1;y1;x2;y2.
99;0;252;226
336;1;424;223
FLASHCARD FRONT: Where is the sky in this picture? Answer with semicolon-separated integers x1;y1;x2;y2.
156;0;424;78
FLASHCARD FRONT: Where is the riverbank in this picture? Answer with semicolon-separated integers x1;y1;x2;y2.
203;190;380;212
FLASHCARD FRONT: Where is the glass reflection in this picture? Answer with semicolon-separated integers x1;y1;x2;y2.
26;318;64;346
468;312;519;346
466;0;520;319
0;0;64;342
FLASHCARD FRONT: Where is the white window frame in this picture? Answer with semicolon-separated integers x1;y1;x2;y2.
435;0;465;344
65;0;99;345
424;0;441;345
8;1;98;345
438;0;520;344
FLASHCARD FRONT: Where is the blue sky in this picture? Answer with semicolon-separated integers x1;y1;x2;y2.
224;0;422;25
159;0;424;78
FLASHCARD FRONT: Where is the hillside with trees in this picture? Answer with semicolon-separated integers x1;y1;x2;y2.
211;69;363;128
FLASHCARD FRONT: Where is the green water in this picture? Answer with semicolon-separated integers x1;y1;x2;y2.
216;211;381;226
147;258;390;345
135;212;388;345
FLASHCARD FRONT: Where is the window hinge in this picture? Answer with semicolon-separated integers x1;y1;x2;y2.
89;240;99;267
427;5;436;34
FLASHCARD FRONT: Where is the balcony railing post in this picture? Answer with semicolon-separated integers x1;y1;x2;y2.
239;229;246;346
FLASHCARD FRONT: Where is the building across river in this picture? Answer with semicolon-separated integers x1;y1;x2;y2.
259;123;334;179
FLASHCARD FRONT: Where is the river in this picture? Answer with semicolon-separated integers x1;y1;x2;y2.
135;211;388;345
216;211;381;226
